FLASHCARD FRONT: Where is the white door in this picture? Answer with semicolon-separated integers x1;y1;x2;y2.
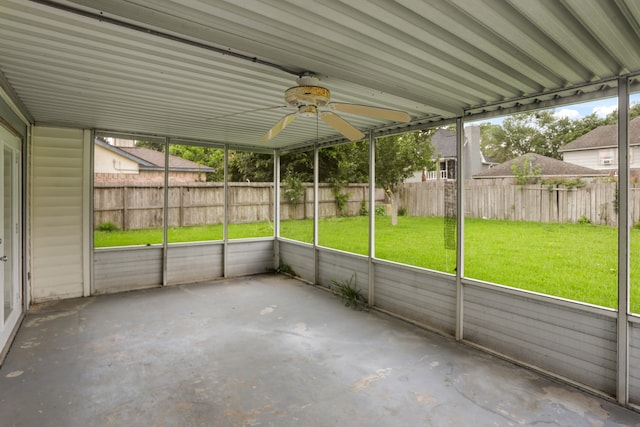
0;125;21;350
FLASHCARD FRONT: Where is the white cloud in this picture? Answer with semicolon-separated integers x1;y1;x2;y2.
593;104;617;117
554;109;581;120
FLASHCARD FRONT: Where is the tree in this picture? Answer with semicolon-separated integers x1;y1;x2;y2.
479;122;508;162
228;151;274;182
480;112;563;162
134;141;225;181
480;103;640;164
169;145;225;182
223;131;433;224
375;131;435;225
135;140;165;152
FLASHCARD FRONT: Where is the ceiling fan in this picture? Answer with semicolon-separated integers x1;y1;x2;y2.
262;74;411;142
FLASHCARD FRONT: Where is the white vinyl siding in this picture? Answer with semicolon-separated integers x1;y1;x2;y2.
563;149;608;170
31;127;88;301
563;146;640;171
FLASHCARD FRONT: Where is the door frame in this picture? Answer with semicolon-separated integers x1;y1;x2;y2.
0;123;23;359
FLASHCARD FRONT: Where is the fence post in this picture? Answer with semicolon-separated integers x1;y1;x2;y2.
179;185;184;227
122;185;127;231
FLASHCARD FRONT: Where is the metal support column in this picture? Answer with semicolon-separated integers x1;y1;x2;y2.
368;131;375;307
313;144;319;285
223;146;229;278
617;77;630;405
273;149;281;271
455;117;465;341
86;129;95;296
162;137;169;286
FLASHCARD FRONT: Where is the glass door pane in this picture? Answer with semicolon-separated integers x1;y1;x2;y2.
3;146;13;321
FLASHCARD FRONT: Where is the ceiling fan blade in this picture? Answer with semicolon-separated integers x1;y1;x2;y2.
330;103;411;122
261;113;298;141
320;111;365;141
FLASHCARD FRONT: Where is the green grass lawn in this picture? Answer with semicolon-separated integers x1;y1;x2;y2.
95;216;640;312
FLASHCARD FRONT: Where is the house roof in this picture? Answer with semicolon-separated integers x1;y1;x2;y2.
559;117;640;152
481;154;499;165
96;139;214;172
2;1;640;151
473;153;607;179
119;147;215;172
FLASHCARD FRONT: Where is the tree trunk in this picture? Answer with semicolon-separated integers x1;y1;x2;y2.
391;191;398;226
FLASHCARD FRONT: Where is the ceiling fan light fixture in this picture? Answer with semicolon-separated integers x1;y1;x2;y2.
298;105;317;117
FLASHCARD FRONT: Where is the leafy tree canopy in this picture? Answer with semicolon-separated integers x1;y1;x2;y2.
135;102;640;182
227;130;434;190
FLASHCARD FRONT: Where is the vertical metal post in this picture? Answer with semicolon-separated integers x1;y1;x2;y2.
83;129;93;297
273;149;281;271
23;125;30;310
368;131;375;306
223;146;229;278
162;137;169;286
617;77;630;405
313;144;319;285
455;117;465;341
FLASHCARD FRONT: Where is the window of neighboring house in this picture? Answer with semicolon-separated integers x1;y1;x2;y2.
167;142;224;243
599;149;616;166
93;137;166;248
227;149;274;239
279;150;314;243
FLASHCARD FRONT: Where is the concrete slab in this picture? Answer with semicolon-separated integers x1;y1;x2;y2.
1;274;639;426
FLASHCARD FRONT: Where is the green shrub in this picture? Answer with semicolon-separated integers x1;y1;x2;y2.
398;207;407;216
328;179;350;216
511;155;542;186
97;221;119;232
359;199;368;216
276;263;296;276
542;177;586;191
331;274;367;311
282;173;305;206
375;206;386;216
577;215;591;225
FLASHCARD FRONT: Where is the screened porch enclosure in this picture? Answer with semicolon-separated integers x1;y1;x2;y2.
52;94;638;409
4;0;640;418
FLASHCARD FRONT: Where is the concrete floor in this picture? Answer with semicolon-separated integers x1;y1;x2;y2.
1;275;640;427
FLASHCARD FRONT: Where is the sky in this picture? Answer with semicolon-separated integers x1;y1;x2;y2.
470;93;640;125
553;93;640;120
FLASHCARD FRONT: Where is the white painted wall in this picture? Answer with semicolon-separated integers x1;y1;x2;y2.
563;146;640;171
94;143;138;174
31;127;89;302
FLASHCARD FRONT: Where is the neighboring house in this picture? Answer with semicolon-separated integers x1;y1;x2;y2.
558;117;640;174
473;153;607;180
407;125;497;182
94;138;214;184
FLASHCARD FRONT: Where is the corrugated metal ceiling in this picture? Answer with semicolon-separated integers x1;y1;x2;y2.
1;0;640;150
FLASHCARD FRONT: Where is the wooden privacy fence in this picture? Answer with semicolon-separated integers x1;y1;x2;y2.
94;182;385;230
95;179;635;230
400;178;632;226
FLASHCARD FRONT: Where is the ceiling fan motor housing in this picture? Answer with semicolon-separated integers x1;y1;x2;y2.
285;85;330;107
